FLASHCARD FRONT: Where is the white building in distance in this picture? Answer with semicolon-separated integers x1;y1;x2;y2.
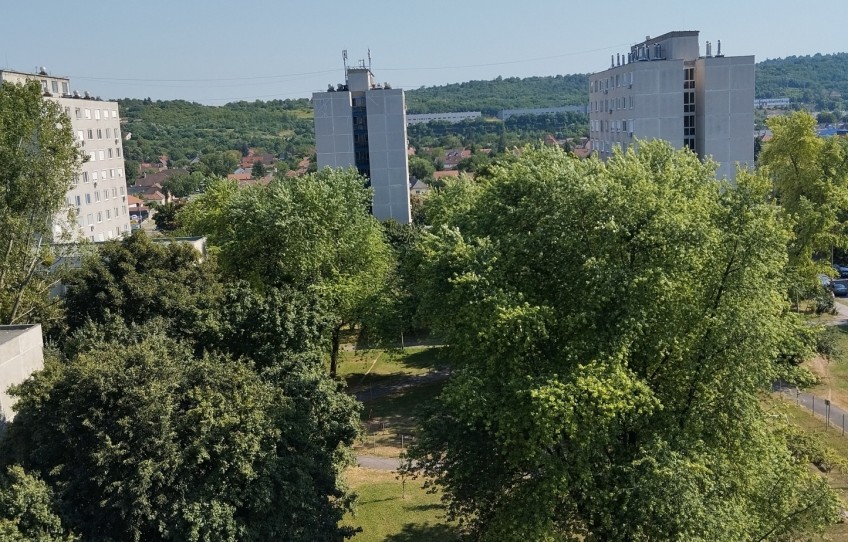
0;68;131;241
313;62;411;223
589;31;754;181
406;111;481;125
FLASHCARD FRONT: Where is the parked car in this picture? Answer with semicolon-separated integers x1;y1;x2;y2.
834;264;848;278
819;274;832;288
832;282;848;297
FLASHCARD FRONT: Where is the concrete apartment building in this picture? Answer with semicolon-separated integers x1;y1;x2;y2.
588;31;754;180
313;61;412;223
0;69;131;241
0;325;44;427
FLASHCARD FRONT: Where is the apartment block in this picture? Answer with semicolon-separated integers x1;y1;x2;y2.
588;31;754;180
313;63;411;223
0;69;131;241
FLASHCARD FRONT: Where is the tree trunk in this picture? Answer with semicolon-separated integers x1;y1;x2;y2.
330;324;342;378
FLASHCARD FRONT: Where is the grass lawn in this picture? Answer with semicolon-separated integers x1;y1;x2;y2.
767;396;848;540
343;467;460;542
339;346;449;391
805;324;848;410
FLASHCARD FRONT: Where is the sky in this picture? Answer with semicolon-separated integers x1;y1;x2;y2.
1;0;844;105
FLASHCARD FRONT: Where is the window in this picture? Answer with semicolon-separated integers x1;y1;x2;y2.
106;128;111;138
99;151;105;161
95;109;101;120
97;212;103;223
75;195;81;206
83;171;89;183
72;175;79;185
95;191;101;203
111;110;117;118
92;171;98;181
108;148;113;158
103;189;109;201
106;209;111;220
40;80;48;92
101;170;106;179
97;129;102;139
85;193;91;204
87;129;94;140
117;148;122;158
122;205;127;215
75;108;81;119
89;150;96;162
119;186;125;195
51;81;59;93
64;106;71;117
84;109;91;119
87;213;93;225
114;207;119;218
62;82;69;94
112;188;117;198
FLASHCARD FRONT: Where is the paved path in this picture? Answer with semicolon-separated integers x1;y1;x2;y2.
776;384;848;432
356;455;404;471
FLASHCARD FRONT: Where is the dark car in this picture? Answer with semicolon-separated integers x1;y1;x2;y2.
832;282;848;297
833;264;848;278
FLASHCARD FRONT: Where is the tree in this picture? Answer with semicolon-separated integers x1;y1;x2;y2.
0;81;82;325
407;155;435;181
759;111;848;282
161;171;206;198
199;150;240;177
251;159;267;179
152;201;184;232
0;465;75;541
181;168;392;376
61;231;220;348
2;335;360;541
403;143;839;540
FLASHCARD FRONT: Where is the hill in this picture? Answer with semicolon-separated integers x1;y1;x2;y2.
405;74;588;116
756;52;848;110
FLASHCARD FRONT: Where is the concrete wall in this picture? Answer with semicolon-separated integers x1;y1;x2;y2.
0;325;44;426
695;55;755;180
366;88;411;223
314;91;356;169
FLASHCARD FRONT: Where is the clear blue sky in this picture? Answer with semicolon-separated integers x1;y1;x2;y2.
1;0;843;105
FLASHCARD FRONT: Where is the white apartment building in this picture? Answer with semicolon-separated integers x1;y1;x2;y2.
313;62;412;223
0;69;131;241
589;31;754;181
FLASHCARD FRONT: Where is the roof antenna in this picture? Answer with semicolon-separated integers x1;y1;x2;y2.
368;48;372;71
342;49;349;84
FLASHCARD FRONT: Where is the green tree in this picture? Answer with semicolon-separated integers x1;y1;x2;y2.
404;143;839;540
181;168;392;376
162;171;206;198
759;111;848;281
3;336;360;541
0;465;75;542
0;81;82;324
61;232;219;347
199;150;240;177
153;201;184;232
407;155;435;181
251;159;267;179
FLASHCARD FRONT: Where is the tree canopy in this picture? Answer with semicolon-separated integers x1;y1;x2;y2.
0;80;82;325
404;143;839;540
179;169;392;375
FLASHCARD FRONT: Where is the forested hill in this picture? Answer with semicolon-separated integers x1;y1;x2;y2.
405;74;588;116
118;98;315;167
756;52;848;109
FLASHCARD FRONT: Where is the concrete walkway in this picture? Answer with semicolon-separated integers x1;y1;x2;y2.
356;455;404;471
776;384;848;433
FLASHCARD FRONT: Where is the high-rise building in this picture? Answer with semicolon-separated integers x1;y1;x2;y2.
313;62;411;223
588;31;754;180
0;68;131;241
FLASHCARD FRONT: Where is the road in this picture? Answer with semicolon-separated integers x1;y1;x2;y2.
776;384;848;431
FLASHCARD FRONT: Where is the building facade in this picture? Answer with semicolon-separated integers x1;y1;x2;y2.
406;111;481;125
313;65;411;223
0;69;131;241
0;325;44;426
588;31;754;180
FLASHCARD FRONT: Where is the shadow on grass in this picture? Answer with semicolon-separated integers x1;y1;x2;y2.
344;347;450;390
383;522;461;542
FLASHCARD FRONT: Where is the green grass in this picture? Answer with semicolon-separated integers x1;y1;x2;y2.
768;397;848;540
339;346;448;391
343;468;460;542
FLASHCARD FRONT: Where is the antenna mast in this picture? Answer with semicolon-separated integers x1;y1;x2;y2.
342;49;349;83
367;48;372;71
